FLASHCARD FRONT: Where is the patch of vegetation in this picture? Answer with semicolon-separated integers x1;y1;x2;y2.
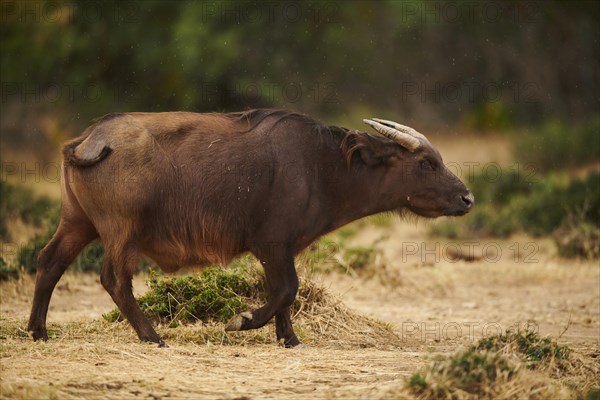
0;181;58;242
407;330;582;399
553;205;600;259
16;225;108;274
12;197;151;274
407;348;517;398
0;257;20;281
586;388;600;400
463;100;514;131
104;265;258;325
103;261;399;348
429;116;599;258
429;172;600;245
475;330;570;370
301;234;383;276
515;117;600;173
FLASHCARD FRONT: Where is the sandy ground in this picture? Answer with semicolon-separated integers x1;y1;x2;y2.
1;221;598;400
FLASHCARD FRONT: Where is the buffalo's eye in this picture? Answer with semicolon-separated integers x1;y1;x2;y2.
420;159;434;170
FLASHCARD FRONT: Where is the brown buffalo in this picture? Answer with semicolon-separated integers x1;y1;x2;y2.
28;109;473;347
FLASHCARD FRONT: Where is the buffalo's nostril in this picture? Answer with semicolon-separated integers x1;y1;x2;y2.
461;193;474;209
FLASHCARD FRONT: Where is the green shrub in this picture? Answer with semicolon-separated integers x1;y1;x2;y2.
104;266;259;324
0;181;59;242
515;116;600;172
343;246;377;270
512;173;599;237
15;205;153;274
553;205;600;259
475;329;570;370
408;330;573;399
407;348;517;398
466;169;543;207
463;101;514;131
0;257;20;281
429;172;600;243
301;236;381;275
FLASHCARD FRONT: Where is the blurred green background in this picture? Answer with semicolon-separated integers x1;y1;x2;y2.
0;0;599;277
1;0;599;155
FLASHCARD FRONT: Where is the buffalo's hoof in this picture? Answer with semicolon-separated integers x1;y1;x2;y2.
30;329;49;341
279;337;304;348
158;339;169;348
225;311;253;331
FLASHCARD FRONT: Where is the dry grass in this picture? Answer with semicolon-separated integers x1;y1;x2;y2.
156;276;400;350
289;275;399;349
1;219;598;399
399;330;600;400
1;270;400;351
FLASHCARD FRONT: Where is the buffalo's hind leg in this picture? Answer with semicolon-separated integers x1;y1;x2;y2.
226;246;302;347
28;221;98;341
100;247;166;347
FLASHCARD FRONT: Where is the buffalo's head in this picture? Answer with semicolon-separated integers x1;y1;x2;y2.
348;118;474;218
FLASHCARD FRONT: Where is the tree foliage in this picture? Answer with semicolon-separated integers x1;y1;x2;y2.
1;0;599;151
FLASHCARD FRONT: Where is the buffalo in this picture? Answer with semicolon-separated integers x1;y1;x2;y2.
28;109;473;347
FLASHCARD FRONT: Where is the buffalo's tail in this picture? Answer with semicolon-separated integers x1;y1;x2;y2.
62;114;125;167
63;138;112;167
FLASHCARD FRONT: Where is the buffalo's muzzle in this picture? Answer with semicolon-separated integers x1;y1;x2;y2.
460;191;474;210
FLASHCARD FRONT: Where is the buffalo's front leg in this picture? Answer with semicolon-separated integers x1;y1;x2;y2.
226;246;301;347
275;306;301;347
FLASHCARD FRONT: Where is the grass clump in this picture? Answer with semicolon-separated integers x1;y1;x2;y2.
407;348;517;399
475;330;570;370
103;257;399;348
302;235;383;276
104;265;258;325
553;205;600;259
405;330;598;399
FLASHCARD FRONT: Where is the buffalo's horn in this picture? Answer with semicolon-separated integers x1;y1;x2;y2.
363;118;421;152
372;118;428;142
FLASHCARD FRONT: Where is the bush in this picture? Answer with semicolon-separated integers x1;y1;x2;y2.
475;330;570;370
104;265;258;325
407;330;574;399
0;181;59;242
0;257;20;281
515;116;600;173
407;348;517;398
302;237;382;275
14;206;101;274
512;173;600;237
15;204;152;274
553;205;600;259
429;172;600;243
103;261;399;348
463;101;514;131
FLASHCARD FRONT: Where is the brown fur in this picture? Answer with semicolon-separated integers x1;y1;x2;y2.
28;109;473;347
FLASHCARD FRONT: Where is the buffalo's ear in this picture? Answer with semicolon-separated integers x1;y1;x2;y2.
341;131;401;167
